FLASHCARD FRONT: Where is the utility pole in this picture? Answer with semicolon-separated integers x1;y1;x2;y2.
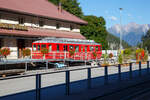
119;8;123;51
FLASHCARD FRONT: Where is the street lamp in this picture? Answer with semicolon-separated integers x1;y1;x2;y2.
119;8;123;51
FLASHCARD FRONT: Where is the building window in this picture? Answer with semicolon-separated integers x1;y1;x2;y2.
18;17;25;24
39;20;44;27
70;25;74;30
56;23;60;29
0;14;1;19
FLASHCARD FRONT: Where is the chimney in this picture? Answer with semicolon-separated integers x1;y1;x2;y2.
58;2;62;12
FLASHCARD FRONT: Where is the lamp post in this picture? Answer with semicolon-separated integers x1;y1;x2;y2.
119;8;123;51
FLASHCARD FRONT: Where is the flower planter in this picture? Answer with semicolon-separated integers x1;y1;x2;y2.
101;64;110;67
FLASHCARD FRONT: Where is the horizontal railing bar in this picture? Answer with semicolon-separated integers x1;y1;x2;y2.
0;61;147;81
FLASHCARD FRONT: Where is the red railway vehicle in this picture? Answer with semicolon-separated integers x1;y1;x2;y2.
32;38;102;61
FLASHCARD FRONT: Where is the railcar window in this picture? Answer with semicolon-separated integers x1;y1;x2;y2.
64;45;68;51
96;46;99;51
69;45;74;50
41;44;46;49
33;44;36;51
57;45;60;51
81;46;83;52
90;46;94;51
49;45;52;52
85;46;88;52
37;45;40;51
75;46;79;52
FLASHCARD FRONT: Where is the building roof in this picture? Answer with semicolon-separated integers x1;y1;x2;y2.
0;28;86;39
0;0;87;25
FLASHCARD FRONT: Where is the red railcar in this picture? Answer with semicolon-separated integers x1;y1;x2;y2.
32;38;102;61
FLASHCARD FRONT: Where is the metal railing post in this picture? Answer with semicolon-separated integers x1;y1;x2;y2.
25;62;28;72
129;63;132;79
147;61;149;73
118;64;121;81
66;71;70;95
139;61;141;77
104;66;108;84
46;60;48;70
36;74;41;100
87;68;91;89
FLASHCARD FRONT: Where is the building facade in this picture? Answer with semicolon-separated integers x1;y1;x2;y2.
0;0;87;59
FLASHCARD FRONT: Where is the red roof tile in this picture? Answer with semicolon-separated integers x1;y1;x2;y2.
0;28;86;39
0;0;87;24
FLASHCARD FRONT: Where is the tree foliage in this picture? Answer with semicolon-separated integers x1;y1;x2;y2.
80;16;109;50
48;0;83;18
142;29;150;52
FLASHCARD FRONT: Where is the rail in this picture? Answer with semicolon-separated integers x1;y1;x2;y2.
0;61;149;100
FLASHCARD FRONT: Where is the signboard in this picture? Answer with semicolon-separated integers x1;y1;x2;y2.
0;23;28;31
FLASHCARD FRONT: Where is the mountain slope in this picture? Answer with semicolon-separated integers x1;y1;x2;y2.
108;22;150;46
107;33;130;49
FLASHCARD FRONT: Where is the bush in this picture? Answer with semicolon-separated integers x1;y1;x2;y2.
102;53;108;64
124;48;131;56
0;48;10;58
22;48;31;58
118;54;123;64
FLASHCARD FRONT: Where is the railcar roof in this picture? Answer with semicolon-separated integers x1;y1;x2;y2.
33;38;100;45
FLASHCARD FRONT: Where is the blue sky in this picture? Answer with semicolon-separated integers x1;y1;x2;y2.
78;0;150;28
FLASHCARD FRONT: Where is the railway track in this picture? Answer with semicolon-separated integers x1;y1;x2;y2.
92;79;150;100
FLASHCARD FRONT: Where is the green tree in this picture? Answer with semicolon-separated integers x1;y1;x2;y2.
48;0;83;18
142;29;150;52
80;16;109;49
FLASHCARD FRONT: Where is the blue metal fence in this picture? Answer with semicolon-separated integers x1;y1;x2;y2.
0;61;149;100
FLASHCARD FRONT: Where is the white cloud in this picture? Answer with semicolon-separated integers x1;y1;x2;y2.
109;16;118;21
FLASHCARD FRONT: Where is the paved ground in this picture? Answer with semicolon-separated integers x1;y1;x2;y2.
0;63;149;100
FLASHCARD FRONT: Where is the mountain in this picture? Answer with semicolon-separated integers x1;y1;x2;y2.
108;22;150;46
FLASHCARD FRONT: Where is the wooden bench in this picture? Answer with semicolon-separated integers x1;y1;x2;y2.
0;69;25;77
